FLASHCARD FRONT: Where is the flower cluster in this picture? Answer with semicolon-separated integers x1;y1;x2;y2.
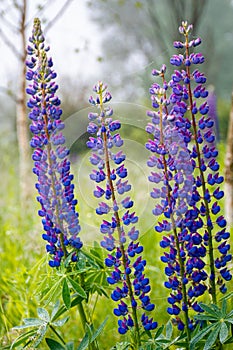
146;21;232;333
87;82;157;339
26;18;82;267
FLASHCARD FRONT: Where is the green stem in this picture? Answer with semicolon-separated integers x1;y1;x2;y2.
158;90;191;344
77;302;98;350
49;324;66;345
77;302;88;332
40;63;67;258
99;84;141;348
184;32;217;304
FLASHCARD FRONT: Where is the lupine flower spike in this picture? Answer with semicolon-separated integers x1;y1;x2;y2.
87;82;157;346
26;18;82;267
146;64;195;336
146;21;232;336
175;21;232;300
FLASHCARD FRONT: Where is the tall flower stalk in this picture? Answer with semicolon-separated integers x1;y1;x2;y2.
174;21;232;303
87;82;157;348
26;18;82;268
146;21;232;339
25;18;102;350
146;65;195;337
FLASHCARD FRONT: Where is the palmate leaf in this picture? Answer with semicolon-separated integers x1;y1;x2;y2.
51;300;60;320
219;322;229;344
110;342;131;350
153;325;164;339
198;303;221;318
226;309;233;318
190;323;217;350
203;323;221;350
52;315;69;327
33;324;48;347
194;314;219;322
225;317;233;324
76;318;108;350
76;332;89;350
13;318;44;329
221;298;227;317
40;275;64;305
51;296;83;322
37;307;50;322
67;276;87;298
10;329;37;349
85;269;108;288
90;317;108;342
66;341;75;350
165;321;172;340
79;250;102;269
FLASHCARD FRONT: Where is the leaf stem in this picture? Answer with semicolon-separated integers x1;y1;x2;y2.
49;324;66;345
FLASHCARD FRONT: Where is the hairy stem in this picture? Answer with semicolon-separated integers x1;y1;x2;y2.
99;86;141;348
159;101;191;344
184;32;217;304
49;324;66;345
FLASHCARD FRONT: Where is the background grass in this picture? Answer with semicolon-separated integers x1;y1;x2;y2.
0;139;232;349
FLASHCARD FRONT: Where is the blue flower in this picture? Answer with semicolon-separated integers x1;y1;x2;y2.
26;19;82;267
87;81;156;337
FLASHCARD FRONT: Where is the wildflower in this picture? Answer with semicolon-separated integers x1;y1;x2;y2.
26;18;82;267
146;21;232;336
87;82;157;344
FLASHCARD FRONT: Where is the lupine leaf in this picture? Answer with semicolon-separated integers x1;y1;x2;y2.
154;325;164;339
40;277;63;304
203;323;221;350
37;307;50;322
224;335;233;344
51;300;60;321
80;250;102;268
13;318;44;329
90;317;108;342
219;322;229;343
52;316;69;327
46;338;66;350
51;296;83;322
66;342;75;350
226;309;233;318
219;292;233;301
165;321;172;340
76;332;89;350
199;303;221;317
10;329;37;349
194;314;219;321
110;342;131;350
62;278;71;309
67;277;87;298
221;299;227;317
190;323;216;350
33;324;48;347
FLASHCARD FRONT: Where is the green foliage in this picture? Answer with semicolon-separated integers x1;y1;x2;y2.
190;298;233;350
1;141;233;349
10;303;69;349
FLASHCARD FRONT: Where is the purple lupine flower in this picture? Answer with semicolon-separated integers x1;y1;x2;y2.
26;18;82;267
87;82;157;342
146;66;198;332
170;21;232;298
146;21;232;335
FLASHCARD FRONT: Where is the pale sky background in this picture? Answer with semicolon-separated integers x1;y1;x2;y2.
0;0;102;87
